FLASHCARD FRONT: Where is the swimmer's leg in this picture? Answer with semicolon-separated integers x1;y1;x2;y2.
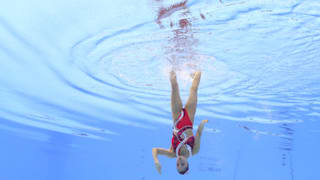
185;71;201;124
170;71;183;122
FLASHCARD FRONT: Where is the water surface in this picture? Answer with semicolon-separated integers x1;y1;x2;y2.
0;0;319;179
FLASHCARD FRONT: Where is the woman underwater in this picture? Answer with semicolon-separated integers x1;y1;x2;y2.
152;71;208;175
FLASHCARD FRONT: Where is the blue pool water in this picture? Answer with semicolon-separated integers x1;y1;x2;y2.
1;0;320;179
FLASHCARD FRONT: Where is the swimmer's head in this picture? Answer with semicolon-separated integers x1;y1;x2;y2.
176;156;189;175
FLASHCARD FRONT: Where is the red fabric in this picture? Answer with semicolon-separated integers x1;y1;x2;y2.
176;109;193;129
171;135;195;153
171;109;194;153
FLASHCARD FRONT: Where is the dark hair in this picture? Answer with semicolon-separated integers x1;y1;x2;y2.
178;163;189;175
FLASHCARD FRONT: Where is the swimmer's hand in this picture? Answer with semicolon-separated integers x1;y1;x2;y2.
202;119;208;124
155;162;162;174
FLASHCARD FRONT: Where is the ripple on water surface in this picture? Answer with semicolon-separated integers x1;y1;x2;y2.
1;0;320;143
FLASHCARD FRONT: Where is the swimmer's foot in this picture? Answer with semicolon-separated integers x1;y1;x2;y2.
191;71;201;89
191;71;201;80
170;70;177;81
170;70;178;87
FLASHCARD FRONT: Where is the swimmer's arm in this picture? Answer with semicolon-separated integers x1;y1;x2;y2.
152;147;175;174
152;147;176;160
193;119;208;155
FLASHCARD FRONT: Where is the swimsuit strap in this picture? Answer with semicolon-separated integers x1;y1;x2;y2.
176;136;193;157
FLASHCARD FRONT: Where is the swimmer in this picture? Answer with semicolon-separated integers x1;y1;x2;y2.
152;70;208;175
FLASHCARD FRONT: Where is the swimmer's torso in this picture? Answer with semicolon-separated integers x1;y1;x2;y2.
171;109;195;157
173;128;193;139
173;128;194;157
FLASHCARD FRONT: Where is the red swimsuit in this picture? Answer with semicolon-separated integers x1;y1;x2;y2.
171;109;195;155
